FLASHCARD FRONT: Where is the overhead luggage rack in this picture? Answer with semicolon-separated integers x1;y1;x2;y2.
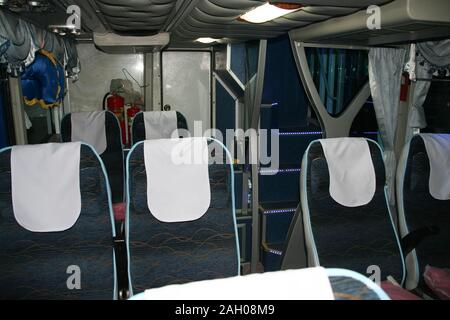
289;0;450;46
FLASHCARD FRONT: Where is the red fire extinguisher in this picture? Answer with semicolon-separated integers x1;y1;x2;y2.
400;73;410;102
127;104;141;145
104;92;126;145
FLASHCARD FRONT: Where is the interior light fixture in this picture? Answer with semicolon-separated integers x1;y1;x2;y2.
239;2;302;24
28;1;41;6
195;37;219;44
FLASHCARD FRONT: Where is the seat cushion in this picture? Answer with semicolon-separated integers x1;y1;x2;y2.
113;202;126;221
380;282;421;300
424;265;450;300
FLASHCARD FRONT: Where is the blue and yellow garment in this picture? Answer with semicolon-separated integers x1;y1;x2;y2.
21;49;65;109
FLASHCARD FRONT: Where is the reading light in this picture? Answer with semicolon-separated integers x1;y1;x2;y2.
195;37;219;44
240;2;302;24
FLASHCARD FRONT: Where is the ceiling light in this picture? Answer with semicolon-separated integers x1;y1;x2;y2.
28;1;41;6
195;37;219;44
239;2;302;24
0;0;9;6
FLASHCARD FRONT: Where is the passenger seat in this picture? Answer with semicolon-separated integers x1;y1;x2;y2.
397;134;450;297
61;110;125;219
283;138;414;298
126;137;239;296
0;142;117;299
131;110;188;145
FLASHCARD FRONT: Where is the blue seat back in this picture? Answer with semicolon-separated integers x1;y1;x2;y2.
61;111;124;204
0;144;116;299
397;135;450;289
126;140;239;295
300;139;405;284
131;111;188;145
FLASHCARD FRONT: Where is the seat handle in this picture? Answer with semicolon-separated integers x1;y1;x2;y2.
400;225;439;256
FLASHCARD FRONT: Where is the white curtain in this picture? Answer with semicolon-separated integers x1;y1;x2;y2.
369;47;406;206
405;40;450;141
417;40;450;74
405;62;432;142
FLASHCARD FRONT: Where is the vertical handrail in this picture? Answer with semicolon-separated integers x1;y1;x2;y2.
250;40;267;273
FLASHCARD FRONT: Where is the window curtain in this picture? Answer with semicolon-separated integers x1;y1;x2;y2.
405;59;432;142
64;38;81;79
405;40;450;141
369;47;406;206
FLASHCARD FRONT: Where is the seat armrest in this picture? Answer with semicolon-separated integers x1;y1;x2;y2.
400;226;439;256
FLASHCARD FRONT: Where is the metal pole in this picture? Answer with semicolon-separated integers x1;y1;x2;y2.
8;76;27;145
250;40;267;273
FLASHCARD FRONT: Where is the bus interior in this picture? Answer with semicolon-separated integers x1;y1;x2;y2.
0;0;449;301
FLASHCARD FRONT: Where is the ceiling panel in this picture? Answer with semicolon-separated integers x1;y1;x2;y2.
170;0;392;46
2;0;393;46
93;0;177;34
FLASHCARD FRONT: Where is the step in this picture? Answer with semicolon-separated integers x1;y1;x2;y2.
264;212;295;244
259;167;300;203
277;133;322;165
262;242;284;272
350;131;380;139
260;202;297;246
262;242;284;256
259;201;298;215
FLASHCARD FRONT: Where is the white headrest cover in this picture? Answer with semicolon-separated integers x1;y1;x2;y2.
419;134;450;200
71;111;107;155
143;111;178;140
138;267;334;300
319;138;376;207
11;143;82;232
144;137;211;223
